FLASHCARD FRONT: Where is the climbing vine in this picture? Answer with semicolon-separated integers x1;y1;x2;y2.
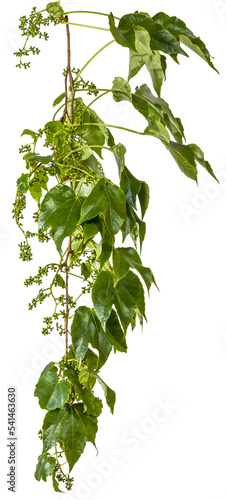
14;1;218;492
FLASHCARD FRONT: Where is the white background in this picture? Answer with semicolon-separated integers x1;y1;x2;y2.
1;0;226;498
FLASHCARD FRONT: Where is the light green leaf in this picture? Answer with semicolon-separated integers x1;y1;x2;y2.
71;307;95;366
38;185;81;256
97;376;116;414
53;92;65;107
46;1;64;17
92;270;114;329
112;143;127;176
52;469;63;492
114;271;146;332
35;454;56;482
17;173;29;194
112;77;132;102
42;403;98;471
40;362;57;377
65;368;103;417
134;25;153;55
34;372;71;410
28;154;52;164
55;273;66;289
21;128;38;141
105;309;127;352
145;51;167;97
29;183;42;204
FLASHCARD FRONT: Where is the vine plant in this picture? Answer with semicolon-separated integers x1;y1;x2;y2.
14;1;218;492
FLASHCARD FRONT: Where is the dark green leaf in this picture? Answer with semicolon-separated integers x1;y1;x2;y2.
65;368;103;417
122;202;146;251
46;1;64;17
120;167;141;209
40;362;57;377
35;454;56;482
76;123;105;158
189;143;218;182
105;309;127;352
17;173;29;194
163;141;198;181
38;185;81;256
153;12;219;72
97;376;116;414
82;155;104;178
83;218;100;243
89;311;112;369
34;372;71;410
112;77;132;102
42;403;98;471
92;270;114;329
113;247;155;291
71;307;95;366
109;13;136;52
114;271;146;332
79;179;108;224
99;221;113;269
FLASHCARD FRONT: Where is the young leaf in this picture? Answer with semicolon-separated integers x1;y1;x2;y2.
35;454;56;482
52;92;65;107
134;26;153;56
17;173;29;194
46;1;64;17
34;372;71;410
21;129;38;141
65;368;103;417
92;270;114;330
28;155;52;164
112;143;127;176
97;376;116;414
55;273;66;289
71;307;96;366
38;185;81;255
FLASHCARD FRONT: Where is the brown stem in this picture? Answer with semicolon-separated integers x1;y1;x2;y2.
63;16;75;359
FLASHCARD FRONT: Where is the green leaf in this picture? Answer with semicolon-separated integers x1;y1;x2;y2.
189;143;218;182
112;143;127;176
113;13;188;56
120;167;141;209
83;217;100;243
28;155;52;164
21;129;38;141
53;92;65;107
38;185;81;256
71;307;96;366
40;362;57;377
92;270;114;329
55;273;66;289
17;173;29;194
82;154;104;178
133;84;184;143
122;203;146;251
34;372;71;410
134;25;153;56
105;309;127;352
153;12;219;72
138;181;150;219
89;311;112;369
42;403;98;471
114;271;146;332
46;1;64;17
65;368;103;417
145;51;167;97
113;247;155;291
79;179;126;236
109;13;136;52
164;141;198;181
97;376;116;414
35;454;56;482
112;77;132;102
29;183;42;204
52;469;63;492
76;123;105;158
99;221;113;269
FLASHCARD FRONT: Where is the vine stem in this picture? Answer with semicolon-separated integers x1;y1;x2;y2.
64;11;120;21
62;21;110;31
74;40;115;84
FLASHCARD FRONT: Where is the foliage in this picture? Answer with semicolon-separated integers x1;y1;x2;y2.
14;1;218;492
